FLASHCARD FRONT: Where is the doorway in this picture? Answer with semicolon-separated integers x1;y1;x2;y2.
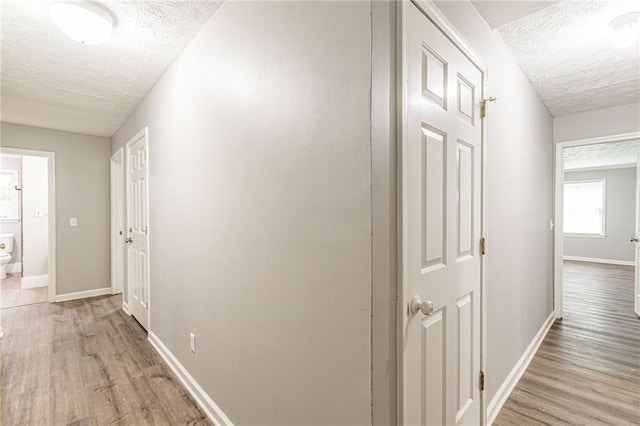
0;148;56;308
554;132;640;319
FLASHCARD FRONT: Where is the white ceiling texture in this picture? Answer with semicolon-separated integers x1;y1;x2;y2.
472;0;640;117
1;0;223;137
564;140;639;170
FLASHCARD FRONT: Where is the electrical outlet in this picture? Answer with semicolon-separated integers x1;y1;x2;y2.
190;333;196;353
70;217;78;227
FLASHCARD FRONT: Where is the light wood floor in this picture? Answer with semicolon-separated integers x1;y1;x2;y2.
494;261;640;425
1;294;211;425
1;273;48;309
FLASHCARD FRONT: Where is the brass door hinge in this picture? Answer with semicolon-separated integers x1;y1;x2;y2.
480;237;486;255
480;97;497;118
480;371;485;391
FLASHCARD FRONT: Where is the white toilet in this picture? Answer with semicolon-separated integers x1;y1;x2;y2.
0;233;15;279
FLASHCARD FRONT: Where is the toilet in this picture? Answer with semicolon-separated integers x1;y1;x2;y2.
0;233;14;279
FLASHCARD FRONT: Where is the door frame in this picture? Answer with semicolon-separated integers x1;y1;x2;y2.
0;147;56;303
125;127;151;329
553;131;640;319
110;148;124;296
397;1;489;424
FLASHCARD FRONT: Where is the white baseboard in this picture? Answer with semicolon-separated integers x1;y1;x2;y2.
148;331;233;426
6;262;22;274
563;256;634;266
21;274;49;289
122;301;131;315
487;311;556;425
55;287;112;303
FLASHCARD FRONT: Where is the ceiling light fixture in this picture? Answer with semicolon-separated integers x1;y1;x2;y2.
610;12;640;49
51;1;115;45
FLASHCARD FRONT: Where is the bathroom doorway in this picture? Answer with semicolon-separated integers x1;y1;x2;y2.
0;148;56;309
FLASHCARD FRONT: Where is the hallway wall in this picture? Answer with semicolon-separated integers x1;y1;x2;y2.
554;102;640;142
112;1;372;424
0;123;111;295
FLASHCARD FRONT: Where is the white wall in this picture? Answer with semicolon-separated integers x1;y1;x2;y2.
112;2;372;424
433;0;554;406
564;167;636;263
0;157;22;270
1;122;111;295
22;156;49;278
554;102;640;142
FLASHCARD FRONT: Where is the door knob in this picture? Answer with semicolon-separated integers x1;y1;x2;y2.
410;296;434;316
124;237;133;244
630;237;639;243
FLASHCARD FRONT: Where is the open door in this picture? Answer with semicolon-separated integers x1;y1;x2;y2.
634;146;640;317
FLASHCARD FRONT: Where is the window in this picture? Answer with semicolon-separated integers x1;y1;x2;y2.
0;170;19;221
564;180;606;236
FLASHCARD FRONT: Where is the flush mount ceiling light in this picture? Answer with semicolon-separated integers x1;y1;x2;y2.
51;0;115;45
610;12;640;49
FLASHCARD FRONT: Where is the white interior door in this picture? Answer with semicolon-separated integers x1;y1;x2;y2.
634;147;640;317
126;129;150;330
403;3;483;424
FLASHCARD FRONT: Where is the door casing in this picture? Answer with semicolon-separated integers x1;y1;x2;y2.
553;131;640;319
397;0;489;423
110;148;125;296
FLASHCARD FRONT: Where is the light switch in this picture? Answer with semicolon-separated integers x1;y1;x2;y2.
70;217;78;227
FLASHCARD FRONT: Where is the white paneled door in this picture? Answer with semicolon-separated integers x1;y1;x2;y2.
126;128;150;330
403;3;484;425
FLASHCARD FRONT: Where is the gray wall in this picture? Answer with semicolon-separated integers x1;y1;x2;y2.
434;0;554;404
554;102;640;142
0;157;22;268
564;167;636;262
1;122;111;295
112;2;372;424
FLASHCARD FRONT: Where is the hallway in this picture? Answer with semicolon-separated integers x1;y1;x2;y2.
494;261;640;425
0;295;209;425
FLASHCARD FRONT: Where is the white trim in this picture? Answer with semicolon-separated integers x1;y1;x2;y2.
563;256;634;266
6;262;22;273
148;331;233;426
21;274;48;289
0;147;56;303
122;301;131;315
554;132;640;319
398;2;489;424
110;148;124;295
566;163;637;173
487;312;556;425
55;287;111;303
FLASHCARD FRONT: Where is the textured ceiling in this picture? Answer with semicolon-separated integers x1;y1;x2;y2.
495;0;640;117
564;140;639;170
470;0;560;29
1;0;223;137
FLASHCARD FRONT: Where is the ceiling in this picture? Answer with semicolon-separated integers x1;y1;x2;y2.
1;0;223;137
470;1;560;29
564;140;639;170
473;0;640;117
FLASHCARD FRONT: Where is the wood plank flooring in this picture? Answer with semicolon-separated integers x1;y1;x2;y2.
1;273;48;309
1;294;211;425
494;261;640;425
